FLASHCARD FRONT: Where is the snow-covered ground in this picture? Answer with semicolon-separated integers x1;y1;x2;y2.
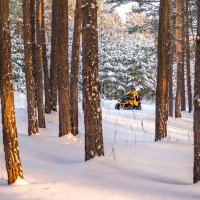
0;94;199;200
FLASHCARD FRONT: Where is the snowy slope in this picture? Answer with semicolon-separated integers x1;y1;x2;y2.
0;94;199;200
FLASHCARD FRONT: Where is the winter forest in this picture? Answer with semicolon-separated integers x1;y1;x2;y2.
0;0;200;199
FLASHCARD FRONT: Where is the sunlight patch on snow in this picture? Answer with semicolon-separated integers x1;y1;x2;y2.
61;133;78;143
12;177;28;186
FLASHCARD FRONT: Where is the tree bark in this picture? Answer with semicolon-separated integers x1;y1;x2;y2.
41;0;51;114
181;0;186;111
82;0;104;160
70;0;82;136
185;0;193;113
168;0;174;117
57;0;72;137
0;0;24;184
30;0;37;92
50;0;58;112
23;0;38;135
36;0;46;128
155;0;170;141
193;0;200;184
175;0;183;118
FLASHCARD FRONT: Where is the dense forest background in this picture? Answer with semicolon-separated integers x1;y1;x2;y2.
9;0;180;99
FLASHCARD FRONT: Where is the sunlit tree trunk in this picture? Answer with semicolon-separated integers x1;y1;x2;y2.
155;0;170;141
186;0;193;113
193;0;200;184
36;0;46;128
82;0;104;160
23;0;38;135
0;0;24;184
70;0;82;136
57;0;71;137
50;0;58;112
175;0;183;118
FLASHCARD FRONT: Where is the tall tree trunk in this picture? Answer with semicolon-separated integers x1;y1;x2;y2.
36;0;46;128
181;0;186;111
57;0;71;137
175;0;183;118
186;0;193;113
49;0;58;112
168;0;174;117
23;0;38;135
30;0;37;92
41;0;51;114
193;0;200;184
82;0;104;160
70;0;82;136
0;0;24;184
155;0;170;141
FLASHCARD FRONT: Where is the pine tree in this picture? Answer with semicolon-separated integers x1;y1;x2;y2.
70;0;82;136
57;0;72;137
36;0;46;128
175;0;183;118
185;0;193;113
82;0;104;160
30;0;37;89
0;0;24;184
193;0;200;184
155;0;170;141
168;0;174;117
181;0;186;111
50;0;58;112
41;0;51;114
22;0;38;135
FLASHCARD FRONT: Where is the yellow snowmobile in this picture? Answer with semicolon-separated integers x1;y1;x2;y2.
115;90;142;110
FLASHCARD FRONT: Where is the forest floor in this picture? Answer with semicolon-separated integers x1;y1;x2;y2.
0;93;199;200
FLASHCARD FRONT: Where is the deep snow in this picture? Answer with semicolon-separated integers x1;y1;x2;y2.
0;93;199;200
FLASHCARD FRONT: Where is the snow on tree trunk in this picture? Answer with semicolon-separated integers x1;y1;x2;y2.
82;0;104;160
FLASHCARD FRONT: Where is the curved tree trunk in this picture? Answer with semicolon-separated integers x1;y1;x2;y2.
0;0;24;184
